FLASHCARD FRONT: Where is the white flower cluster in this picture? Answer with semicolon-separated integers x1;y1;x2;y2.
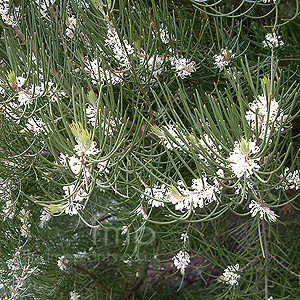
249;200;278;222
159;26;170;44
170;174;222;212
139;52;165;82
74;139;99;157
151;23;171;45
2;199;15;219
0;0;19;26
228;139;260;178
25;117;47;135
39;207;52;228
66;16;77;39
181;233;189;244
172;250;190;275
70;291;81;300
85;21;195;84
57;255;68;271
62;184;88;215
214;48;235;71
35;0;55;17
159;124;189;150
282;168;300;190
7;73;66;109
86;103;122;136
137;205;148;219
221;264;241;286
5;247;37;299
141;183;167;207
19;208;31;237
1;178;15;219
59;131;101;175
263;32;284;48
86;58;124;85
60;153;83;175
246;95;285;140
105;23;134;69
169;56;196;79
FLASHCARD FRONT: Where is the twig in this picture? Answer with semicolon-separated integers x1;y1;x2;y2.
78;279;95;294
74;265;111;296
269;253;300;278
262;219;269;300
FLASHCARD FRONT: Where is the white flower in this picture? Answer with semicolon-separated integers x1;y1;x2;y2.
3;199;15;219
63;201;84;216
137;206;148;219
169;175;221;212
66;16;77;38
60;154;82;175
180;233;189;244
16;76;26;87
221;264;241;286
18;91;33;107
87;58;124;85
35;0;55;17
105;23;134;69
172;250;190;275
141;184;167;207
139;52;165;82
74;139;99;157
0;84;5;94
169;57;196;79
159;26;170;44
263;32;284;48
249;200;278;222
282;168;300;190
0;1;19;26
62;184;88;215
39;207;52;228
121;226;128;235
245;95;285;140
159;124;188;150
228;138;260;178
57;256;68;271
25;117;47;135
19;208;31;237
214;48;235;71
70;291;80;300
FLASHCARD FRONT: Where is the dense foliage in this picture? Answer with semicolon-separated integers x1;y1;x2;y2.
0;0;300;299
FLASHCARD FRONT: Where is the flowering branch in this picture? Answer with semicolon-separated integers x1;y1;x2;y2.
9;24;71;91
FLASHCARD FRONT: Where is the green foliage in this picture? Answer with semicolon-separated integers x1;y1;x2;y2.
0;0;300;299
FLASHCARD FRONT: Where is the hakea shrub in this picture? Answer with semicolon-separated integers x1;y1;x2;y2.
0;0;300;299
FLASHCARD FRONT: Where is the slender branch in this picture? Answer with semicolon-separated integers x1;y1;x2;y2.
262;219;269;300
269;253;300;278
74;265;111;296
47;275;67;297
78;279;95;294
